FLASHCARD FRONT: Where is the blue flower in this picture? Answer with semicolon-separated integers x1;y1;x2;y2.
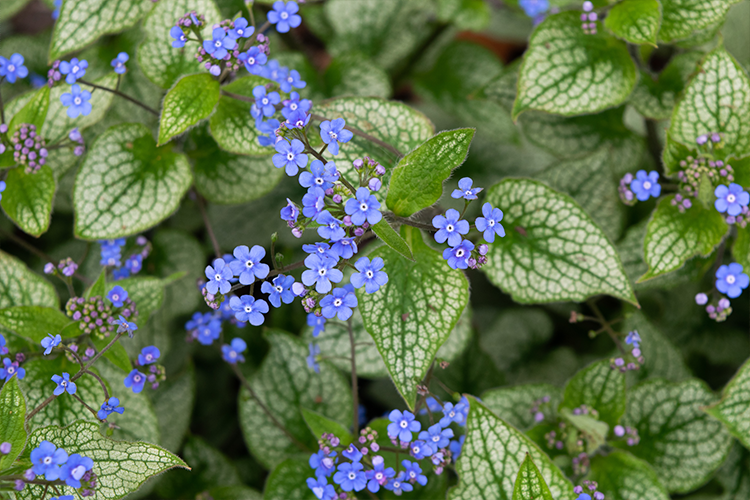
402;460;427;485
280;69;306;93
302;254;343;293
239;46;267;74
114;315;138;337
320;287;358;321
433;208;469;246
0;334;7;355
268;0;302;33
443;240;474;270
385;472;413;495
716;263;750;299
100;238;125;266
342;442;363;462
41;334;62;355
170;26;187;48
273;139;308;176
111;52;129;74
107;285;128;307
625;331;641;347
345;187;382;226
97;397;124;420
230;245;270;285
333;461;366;492
258;118;280;147
52;0;62;19
285;108;311;129
630;170;661;201
60;84;92;118
307;342;320;373
351;257;388;294
451;177;482;200
124;369;146;393
59;453;93;488
319;118;353;156
303;242;335;258
0;54;28;83
185;311;211;332
196;318;222;345
300;160;338;190
282;91;312;119
409;440;434;459
261;274;295;308
302;187;327;221
306;476;336;500
222;337;247;364
308;313;326;337
138;346;160;365
449;435;465;461
203;27;237;60
59;58;87;84
261;59;288;83
0;181;5;202
439;402;466;427
475;202;505;243
253;85;281;117
205;258;233;295
52;372;77;396
229;17;254;39
715;183;750;216
30;441;68;479
331;237;357;260
365;455;394;493
576;495;592;500
419;423;454;449
0;358;24;380
387;409;420;442
519;0;549;17
317;211;346;242
229;295;269;326
125;253;143;274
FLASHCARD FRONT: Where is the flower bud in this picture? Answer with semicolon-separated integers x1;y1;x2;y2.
368;178;382;192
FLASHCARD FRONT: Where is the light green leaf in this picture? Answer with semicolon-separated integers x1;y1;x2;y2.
1;165;55;237
631;52;702;121
512;454;554;500
151;363;195;452
301;407;354;445
622;311;690;383
604;0;661;45
669;47;750;159
560;409;610;453
621;379;733;493
138;0;222;89
159;73;220;146
238;330;352;469
357;226;469;409
590;451;670;500
481;178;637;305
640;195;728;281
0;306;70;343
9;86;50;135
49;0;152;60
662;132;695;176
482;384;562;431
448;397;576;500
18;420;187;500
0;377;27;470
660;0;740;42
371;220;414;261
0;250;57;309
73;123;192;240
512;11;637;119
560;359;626;427
705;357;750;451
387;128;475;216
264;458;316;500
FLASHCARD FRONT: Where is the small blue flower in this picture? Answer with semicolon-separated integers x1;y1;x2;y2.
273;139;308;176
624;331;641;347
449;435;465;461
185;311;211;332
443;240;474;270
228;17;254;39
261;59;288;83
309;449;338;477
59;58;87;84
345;187;382;226
52;372;76;396
419;423;454;449
317;211;346;242
0;181;5;202
630;170;661;201
408;440;434;460
125;253;143;274
280;69;306;93
111;52;129;74
229;295;269;326
170;26;187;48
30;441;68;479
303;242;335;258
715;183;750;216
203;27;237;60
385;472;413;495
230;245;270;285
306;476;336;500
519;0;549;18
387;409;420;442
402;460;427;486
138;346;160;365
114;315;138;337
319;118;353;156
60;84;92;118
320;287;358;321
52;0;62;19
258;118;280;147
302;187;327;221
97;397;124;420
222;337;247;364
41;334;62;355
239;46;267;74
300;160;338;190
451;177;482;200
0;334;7;355
333;461;366;492
107;285;128;307
0;358;24;380
475;202;505;243
205;258;233;295
124;369;146;393
439;402;466;427
433;208;469;246
0;54;28;84
285;108;310;129
716;263;750;299
351;257;388;294
261;274;295;308
282;91;312;120
253;85;281;117
576;495;592;500
308;313;326;337
302;254;343;293
331;237;357;260
196;318;222;345
59;453;93;488
365;456;395;493
307;342;320;373
268;0;302;33
342;442;363;462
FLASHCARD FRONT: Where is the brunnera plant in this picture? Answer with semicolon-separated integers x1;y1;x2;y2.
0;0;748;499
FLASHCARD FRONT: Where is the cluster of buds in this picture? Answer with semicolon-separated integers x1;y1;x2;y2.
581;2;597;34
468;243;489;270
12;124;48;173
617;173;638;206
545;424;566;451
65;296;138;339
144;363;166;390
575;481;604;500
64;344;96;364
357;426;381;455
669;193;693;213
69;127;85;156
529;395;552;423
572;452;589;476
44;257;78;278
611;331;643;372
613;424;640;446
695;293;732;322
353;157;386;192
46;60;63;87
199;281;223;310
79;470;98;497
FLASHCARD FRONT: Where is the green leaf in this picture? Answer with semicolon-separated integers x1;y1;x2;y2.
621;379;733;493
0;0;30;21
631;52;702;121
560;359;626;428
264;458;316;500
590;451;670;500
640;195;728;281
301;407;354;445
324;53;392;98
512;11;637;119
717;442;750;500
662;132;694;175
604;0;661;45
49;0;152;60
0;306;70;343
92;335;132;372
17;420;187;500
621;311;691;383
73;123;192;239
138;0;222;89
238;331;352;469
660;0;740;42
481;178;637;305
159;73;220;146
106;276;165;323
9;86;50;135
448;396;576;500
0;165;55;237
669;47;750;159
560;408;609;453
705;357;750;451
734;225;750;270
436;0;490;31
371;220;414;261
0;250;57;309
357;227;469;408
151;363;195;452
0;377;27;470
387;128;475;216
512;454;555;500
479;308;553;373
482;384;562;431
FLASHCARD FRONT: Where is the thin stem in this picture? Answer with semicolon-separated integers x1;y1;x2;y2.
347;318;359;435
77;78;159;116
71;393;100;419
385;212;434;231
195;191;221;258
587;300;625;353
309;113;402;158
84;369;110;400
0;228;91;284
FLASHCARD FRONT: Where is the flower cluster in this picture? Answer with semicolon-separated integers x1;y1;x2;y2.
125;345;166;392
545;404;606;458
618;170;661;205
694;263;749;322
575;481;605;500
24;441;96;494
9;124;48;173
519;0;550;24
529;395;552;423
612;424;640;446
0;53;28;83
64;288;138;339
99;237;150;280
610;330;643;372
45;257;78;278
581;2;597;34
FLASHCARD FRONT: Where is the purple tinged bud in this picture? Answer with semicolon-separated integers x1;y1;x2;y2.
0;442;11;454
353;159;363;169
580;13;588;21
14;480;23;491
574;486;583;494
292;282;306;296
632;348;641;357
343;215;352;226
44;262;55;274
371;442;380;452
594;493;604;500
534;411;544;422
614;425;625;437
354;227;365;237
332;194;342;203
368;178;382;191
706;305;716;313
711;133;722;143
0;124;7;134
614;358;624;367
23;469;33;481
682;199;692;209
478;244;489;255
588;12;597;21
292;228;303;238
623;173;633;184
695;293;708;305
375;165;385;176
719;297;731;309
325;188;334;196
697;134;708;145
583;1;593;11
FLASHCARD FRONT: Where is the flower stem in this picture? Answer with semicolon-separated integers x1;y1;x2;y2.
77;78;159;116
194;190;222;258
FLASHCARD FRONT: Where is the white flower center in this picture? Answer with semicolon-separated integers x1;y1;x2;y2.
248;57;255;64
291;103;298;110
74;97;82;105
112;294;119;301
413;445;420;453
61;380;67;387
214;273;222;281
432;435;440;442
229;351;237;358
146;354;153;361
329;132;337;140
43;457;52;464
334;298;342;307
287;152;295;161
180;35;186;41
642;181;652;190
7;65;14;72
317;247;325;254
348;472;356;480
400;420;408;428
244;305;253;313
449;410;455;417
728;194;737;203
366;270;373;278
446;224;454;232
262;97;269;105
727;275;736;284
315;178;323;184
375;472;383;480
318;268;326;276
7;366;14;374
456;249;464;258
281;12;289;19
214;40;222;48
409;471;416;478
275;285;283;293
488;219;495;226
237;28;244;35
72;65;79;73
133;375;141;383
394;481;401;488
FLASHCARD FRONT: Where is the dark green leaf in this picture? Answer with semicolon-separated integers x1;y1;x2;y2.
371;220;414;261
705;357;750;451
301;407;354;445
560;359;625;428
